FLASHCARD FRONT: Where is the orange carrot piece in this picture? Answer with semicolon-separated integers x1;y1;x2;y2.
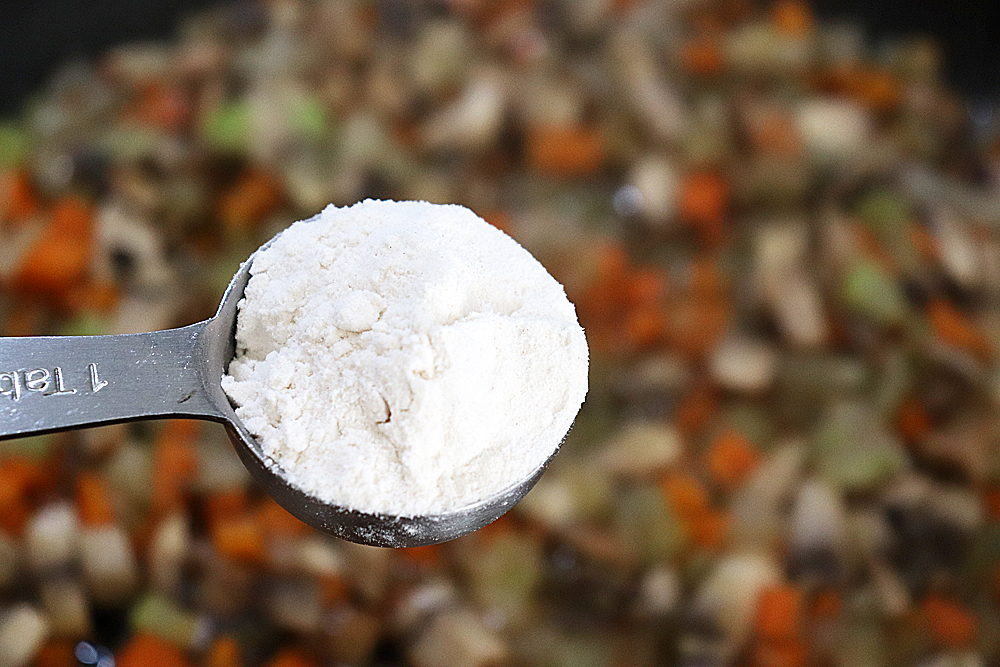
810;588;843;619
205;635;242;667
65;280;120;315
626;305;666;349
705;430;760;491
690;255;726;296
137;82;190;132
77;471;115;527
258;497;309;538
0;169;40;224
212;514;266;563
771;0;814;36
897;398;932;444
399;544;441;567
678;171;729;247
928;298;993;360
218;169;283;232
660;472;710;518
31;640;76;667
849;69;901;112
983;486;1000;522
15;196;95;294
921;595;977;648
265;648;318;667
0;458;37;534
116;634;191;667
752;638;809;667
152;420;199;515
527;124;605;178
682;35;725;76
319;574;350;606
626;267;670;308
756;584;804;641
478;209;513;235
204;488;251;530
689;508;730;551
674;384;719;436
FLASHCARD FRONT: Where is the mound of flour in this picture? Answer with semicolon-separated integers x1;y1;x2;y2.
222;200;589;517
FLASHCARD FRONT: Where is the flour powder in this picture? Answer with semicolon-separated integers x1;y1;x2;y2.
222;200;589;517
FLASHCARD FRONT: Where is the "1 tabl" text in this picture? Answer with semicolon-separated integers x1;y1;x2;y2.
0;363;109;401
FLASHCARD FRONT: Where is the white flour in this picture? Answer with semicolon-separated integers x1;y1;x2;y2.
222;200;589;517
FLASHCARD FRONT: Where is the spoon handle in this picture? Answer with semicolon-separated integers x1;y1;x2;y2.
0;322;225;440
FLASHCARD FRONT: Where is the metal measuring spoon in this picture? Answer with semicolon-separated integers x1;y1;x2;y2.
0;225;557;547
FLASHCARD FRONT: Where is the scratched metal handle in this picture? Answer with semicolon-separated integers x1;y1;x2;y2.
0;322;231;440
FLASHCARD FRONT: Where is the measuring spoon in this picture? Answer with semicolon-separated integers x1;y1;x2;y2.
0;224;556;547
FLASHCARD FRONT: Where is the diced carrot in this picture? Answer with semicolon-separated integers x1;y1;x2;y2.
319;574;350;606
212;514;266;563
0;457;40;534
810;588;842;619
476;513;515;542
65;279;120;315
1;456;43;494
756;584;804;641
682;35;725;76
399;544;441;567
771;0;814;37
31;640;76;667
594;240;630;281
689;255;726;296
0;169;40;224
626;267;670;308
660;472;710;518
116;634;191;667
626;305;666;349
752;638;808;667
527;124;605;178
848;69;901;112
921;595;977;648
749;111;802;158
0;500;28;537
15;196;94;293
137;82;190;132
705;430;760;491
204;488;250;530
48;195;93;238
217;169;283;232
152;420;199;515
478;209;513;236
205;635;242;667
77;471;115;527
897;398;932;444
928;298;993;360
983;485;1000;522
674;383;719;436
257;496;309;538
850;221;895;268
689;508;730;551
2;302;44;337
265;648;318;667
678;171;729;247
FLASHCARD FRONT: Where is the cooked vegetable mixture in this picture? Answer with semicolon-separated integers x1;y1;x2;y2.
2;1;1000;666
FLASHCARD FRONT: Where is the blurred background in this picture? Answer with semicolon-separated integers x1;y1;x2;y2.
1;1;1000;666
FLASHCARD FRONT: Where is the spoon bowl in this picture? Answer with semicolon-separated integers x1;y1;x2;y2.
0;221;557;547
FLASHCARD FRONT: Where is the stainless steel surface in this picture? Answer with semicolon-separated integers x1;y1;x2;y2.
0;228;553;547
